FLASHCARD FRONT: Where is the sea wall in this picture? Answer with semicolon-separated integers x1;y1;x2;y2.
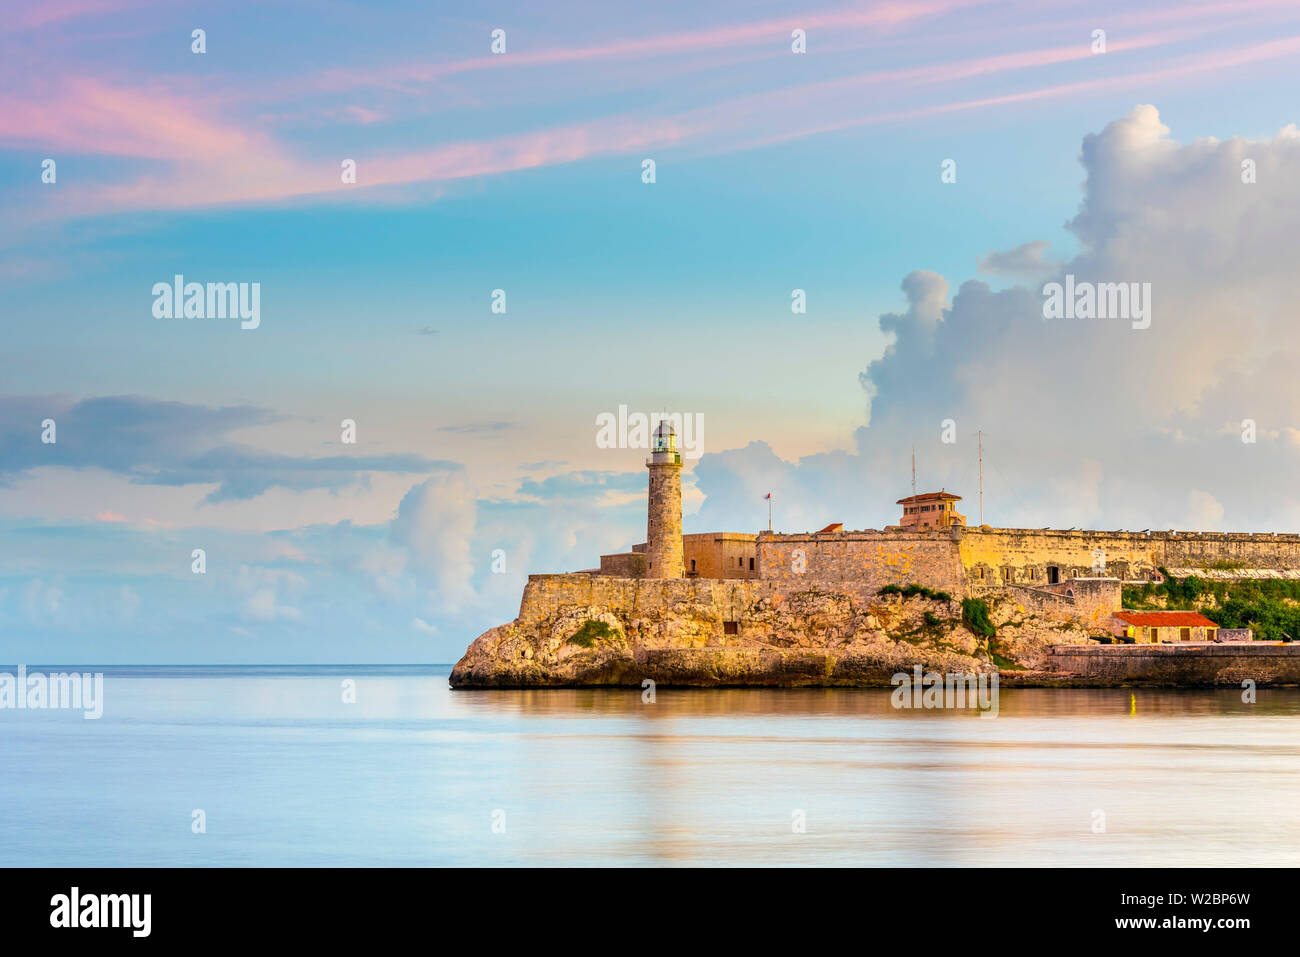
1043;643;1300;685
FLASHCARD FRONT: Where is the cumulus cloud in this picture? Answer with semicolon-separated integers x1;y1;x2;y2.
1187;490;1226;530
977;240;1062;279
116;584;140;621
236;565;306;622
242;588;301;622
391;472;478;611
697;106;1300;534
22;578;63;623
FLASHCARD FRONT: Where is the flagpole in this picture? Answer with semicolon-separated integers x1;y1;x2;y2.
768;495;772;532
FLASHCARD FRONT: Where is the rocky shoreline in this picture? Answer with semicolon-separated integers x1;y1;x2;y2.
449;576;1088;688
448;575;1300;689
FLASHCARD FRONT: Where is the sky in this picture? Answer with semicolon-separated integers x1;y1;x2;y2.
3;0;1300;664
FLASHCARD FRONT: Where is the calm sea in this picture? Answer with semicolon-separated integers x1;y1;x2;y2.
2;665;1298;867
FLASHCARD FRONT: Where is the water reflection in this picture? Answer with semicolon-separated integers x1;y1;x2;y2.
2;670;1297;866
450;685;1287;719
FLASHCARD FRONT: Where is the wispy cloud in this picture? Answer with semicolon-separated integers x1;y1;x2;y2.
7;0;1300;220
0;395;456;502
437;422;516;434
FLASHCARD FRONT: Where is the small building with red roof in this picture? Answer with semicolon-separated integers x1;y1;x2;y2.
1111;610;1220;644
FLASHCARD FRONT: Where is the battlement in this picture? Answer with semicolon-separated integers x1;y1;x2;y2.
746;523;1300;596
758;525;1300;544
595;464;1300;593
963;526;1300;544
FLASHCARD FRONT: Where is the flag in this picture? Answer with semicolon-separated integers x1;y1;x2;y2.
764;493;772;500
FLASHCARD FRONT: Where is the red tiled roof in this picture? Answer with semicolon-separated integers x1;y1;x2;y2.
1114;610;1218;627
815;523;843;534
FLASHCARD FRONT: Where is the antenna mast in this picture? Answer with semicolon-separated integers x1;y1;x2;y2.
978;430;983;526
911;446;916;499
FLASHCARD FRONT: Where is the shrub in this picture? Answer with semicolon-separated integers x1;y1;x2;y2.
961;598;996;639
566;619;616;648
878;583;952;602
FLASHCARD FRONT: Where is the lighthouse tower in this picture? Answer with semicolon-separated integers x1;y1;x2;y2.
645;420;684;578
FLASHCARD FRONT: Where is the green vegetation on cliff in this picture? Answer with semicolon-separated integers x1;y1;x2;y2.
878;583;953;602
566;619;617;648
961;598;996;639
1122;571;1300;641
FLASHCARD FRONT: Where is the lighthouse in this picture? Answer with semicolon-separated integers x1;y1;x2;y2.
645;420;684;578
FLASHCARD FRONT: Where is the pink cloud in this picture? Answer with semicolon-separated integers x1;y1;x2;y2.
8;1;1300;219
306;0;983;94
2;0;153;33
0;76;273;161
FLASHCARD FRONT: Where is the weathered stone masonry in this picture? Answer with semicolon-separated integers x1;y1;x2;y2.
757;525;1300;595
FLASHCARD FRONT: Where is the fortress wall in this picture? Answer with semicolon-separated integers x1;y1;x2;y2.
684;533;758;579
1004;584;1073;616
958;528;1300;587
516;571;935;636
588;527;1300;603
1059;577;1123;621
1160;532;1300;570
598;552;646;578
1004;579;1121;631
958;528;1159;587
518;574;768;629
756;530;966;596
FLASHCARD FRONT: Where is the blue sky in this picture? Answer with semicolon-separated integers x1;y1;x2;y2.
4;0;1300;662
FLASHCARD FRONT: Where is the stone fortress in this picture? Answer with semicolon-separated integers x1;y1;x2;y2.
450;422;1300;687
599;423;1300;617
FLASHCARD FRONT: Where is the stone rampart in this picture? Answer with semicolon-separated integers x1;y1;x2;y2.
1043;643;1300;685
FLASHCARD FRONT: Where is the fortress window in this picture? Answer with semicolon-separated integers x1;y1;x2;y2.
738;557;744;568
749;557;755;570
690;559;696;572
1002;568;1011;581
723;621;739;635
976;567;984;579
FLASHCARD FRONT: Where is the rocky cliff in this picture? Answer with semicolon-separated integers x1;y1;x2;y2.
449;574;1091;688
